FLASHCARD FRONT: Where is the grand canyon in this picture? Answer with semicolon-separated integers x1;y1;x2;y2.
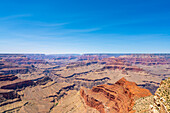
0;54;169;113
1;0;170;112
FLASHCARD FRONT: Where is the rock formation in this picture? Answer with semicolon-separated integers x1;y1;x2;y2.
80;78;152;113
150;78;169;113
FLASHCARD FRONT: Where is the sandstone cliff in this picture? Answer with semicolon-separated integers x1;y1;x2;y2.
80;78;152;113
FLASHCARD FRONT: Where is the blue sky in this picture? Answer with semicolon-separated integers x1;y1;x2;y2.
0;0;170;54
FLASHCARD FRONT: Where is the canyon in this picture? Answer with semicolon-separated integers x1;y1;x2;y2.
0;54;169;113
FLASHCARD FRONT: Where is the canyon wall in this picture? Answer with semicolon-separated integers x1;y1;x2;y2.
80;78;152;113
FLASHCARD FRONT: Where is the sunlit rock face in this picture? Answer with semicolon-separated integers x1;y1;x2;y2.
80;77;152;113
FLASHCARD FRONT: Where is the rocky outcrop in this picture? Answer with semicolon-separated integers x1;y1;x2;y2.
132;78;170;113
150;78;169;113
80;88;106;113
80;78;152;113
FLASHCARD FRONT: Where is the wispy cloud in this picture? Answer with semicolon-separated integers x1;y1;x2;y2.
65;28;101;33
9;27;102;41
12;33;71;41
37;22;69;27
0;14;31;20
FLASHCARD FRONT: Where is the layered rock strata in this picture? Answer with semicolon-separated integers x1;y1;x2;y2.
80;78;152;113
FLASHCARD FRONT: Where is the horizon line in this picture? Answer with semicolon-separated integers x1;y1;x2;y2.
0;52;170;55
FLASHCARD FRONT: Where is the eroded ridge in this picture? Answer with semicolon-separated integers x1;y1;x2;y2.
80;77;152;113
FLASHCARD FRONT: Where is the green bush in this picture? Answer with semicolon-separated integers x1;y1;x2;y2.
56;103;58;106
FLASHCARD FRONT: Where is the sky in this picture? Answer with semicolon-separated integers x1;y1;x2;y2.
0;0;170;54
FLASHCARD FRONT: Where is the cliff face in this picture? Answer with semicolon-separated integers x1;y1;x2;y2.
101;57;144;73
150;78;170;113
80;78;152;113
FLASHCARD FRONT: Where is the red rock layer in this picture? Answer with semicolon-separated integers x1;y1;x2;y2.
102;65;143;72
101;57;143;72
117;54;169;66
80;78;152;113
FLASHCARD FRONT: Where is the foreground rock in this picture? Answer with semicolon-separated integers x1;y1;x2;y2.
132;77;170;113
80;78;152;113
150;77;170;113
